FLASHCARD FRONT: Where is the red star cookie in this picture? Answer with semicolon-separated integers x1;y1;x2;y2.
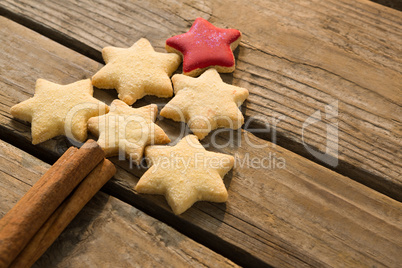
166;17;241;77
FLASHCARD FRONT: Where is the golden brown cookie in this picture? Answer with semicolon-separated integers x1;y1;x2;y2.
87;99;170;164
160;68;249;140
135;135;234;215
92;38;181;105
10;79;109;144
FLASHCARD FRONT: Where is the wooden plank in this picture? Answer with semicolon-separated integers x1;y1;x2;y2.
0;140;239;268
0;17;401;267
0;0;401;200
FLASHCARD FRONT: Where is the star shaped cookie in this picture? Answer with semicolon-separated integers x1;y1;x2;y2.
135;135;234;215
166;17;242;77
87;99;170;164
10;79;109;144
92;38;181;105
160;68;249;140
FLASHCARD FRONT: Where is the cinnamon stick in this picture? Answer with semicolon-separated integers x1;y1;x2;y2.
10;159;116;268
0;140;104;268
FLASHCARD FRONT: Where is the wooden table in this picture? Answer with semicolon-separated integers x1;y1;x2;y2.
0;0;401;267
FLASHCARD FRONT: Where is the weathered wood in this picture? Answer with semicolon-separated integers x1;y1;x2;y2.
0;17;401;267
0;140;239;268
0;0;401;200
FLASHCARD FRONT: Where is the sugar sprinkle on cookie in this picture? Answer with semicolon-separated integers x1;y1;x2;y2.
135;134;234;215
92;38;181;105
166;17;241;77
10;79;109;144
88;99;170;164
160;68;249;140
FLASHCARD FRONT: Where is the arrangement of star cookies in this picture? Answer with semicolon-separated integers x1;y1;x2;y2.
10;18;248;215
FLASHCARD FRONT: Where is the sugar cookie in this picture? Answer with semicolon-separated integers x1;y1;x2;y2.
92;38;181;105
135;135;234;215
10;79;109;144
87;99;170;164
160;68;249;140
166;17;241;77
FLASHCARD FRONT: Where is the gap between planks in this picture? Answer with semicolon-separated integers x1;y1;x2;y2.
0;15;275;268
0;0;401;201
0;16;401;267
0;139;239;268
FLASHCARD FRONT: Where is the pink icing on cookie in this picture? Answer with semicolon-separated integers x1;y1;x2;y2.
166;18;241;74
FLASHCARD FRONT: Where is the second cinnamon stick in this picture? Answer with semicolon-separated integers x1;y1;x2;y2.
10;159;116;268
0;140;104;268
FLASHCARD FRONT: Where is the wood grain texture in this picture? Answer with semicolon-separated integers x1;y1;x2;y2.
0;17;401;267
0;140;238;268
0;0;401;199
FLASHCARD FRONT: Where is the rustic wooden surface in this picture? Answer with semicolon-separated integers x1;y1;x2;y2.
1;17;401;267
0;139;239;268
1;0;401;200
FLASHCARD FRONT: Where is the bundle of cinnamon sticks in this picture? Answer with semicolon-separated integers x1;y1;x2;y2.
0;139;116;268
